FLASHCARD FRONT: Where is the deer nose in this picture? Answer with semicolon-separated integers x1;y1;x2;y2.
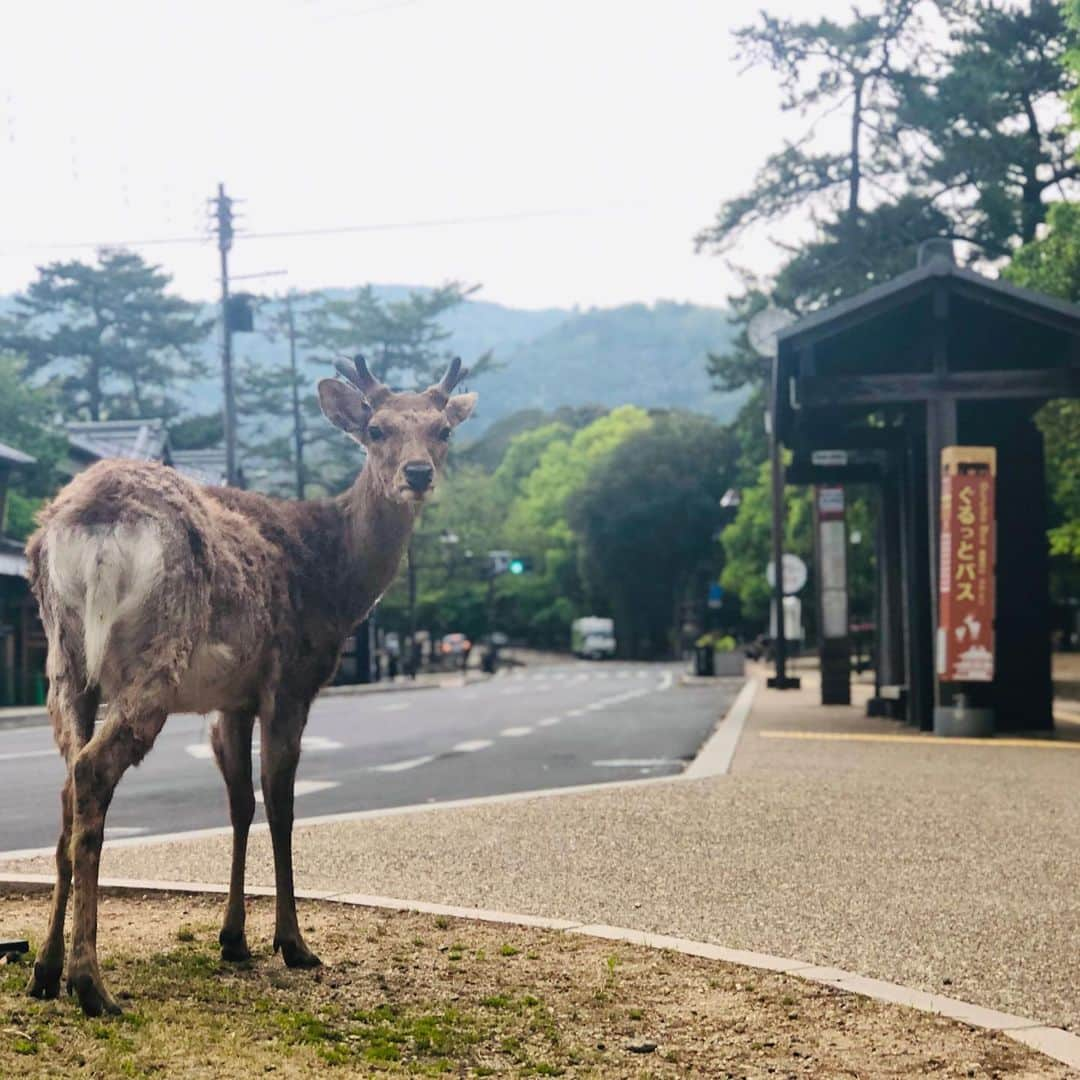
404;463;434;491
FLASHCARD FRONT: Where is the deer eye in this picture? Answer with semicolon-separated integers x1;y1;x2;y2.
368;425;386;442
438;427;452;442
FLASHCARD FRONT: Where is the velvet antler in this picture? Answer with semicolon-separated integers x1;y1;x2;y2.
333;354;391;406
425;357;470;406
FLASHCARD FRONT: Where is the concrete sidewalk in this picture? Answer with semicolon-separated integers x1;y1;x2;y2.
4;673;1077;1038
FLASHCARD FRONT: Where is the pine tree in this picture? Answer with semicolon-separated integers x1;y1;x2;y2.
0;248;212;421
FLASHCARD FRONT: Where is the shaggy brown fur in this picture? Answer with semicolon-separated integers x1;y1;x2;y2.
25;359;476;1016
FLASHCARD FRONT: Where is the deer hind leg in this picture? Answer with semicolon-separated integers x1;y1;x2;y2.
27;672;99;1001
67;702;167;1016
260;695;321;969
210;709;257;962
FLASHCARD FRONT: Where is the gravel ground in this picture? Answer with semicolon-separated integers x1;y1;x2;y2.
5;678;1078;1040
5;889;1065;1079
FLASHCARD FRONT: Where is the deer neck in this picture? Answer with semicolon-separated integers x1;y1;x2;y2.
336;465;419;612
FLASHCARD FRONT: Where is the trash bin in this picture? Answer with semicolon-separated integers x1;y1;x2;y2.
694;646;715;677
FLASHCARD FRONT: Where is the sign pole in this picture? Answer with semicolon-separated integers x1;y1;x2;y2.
767;410;800;690
814;485;851;705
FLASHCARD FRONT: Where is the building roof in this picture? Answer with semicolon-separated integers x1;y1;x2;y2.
772;257;1080;439
171;447;227;487
65;418;170;463
777;256;1080;350
0;441;36;467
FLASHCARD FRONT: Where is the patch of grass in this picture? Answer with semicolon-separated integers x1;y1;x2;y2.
481;994;513;1010
534;1064;565;1076
628;1007;644;1020
433;915;451;929
176;926;196;943
500;944;520;957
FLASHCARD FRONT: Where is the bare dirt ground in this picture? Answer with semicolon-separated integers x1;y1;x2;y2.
0;889;1069;1078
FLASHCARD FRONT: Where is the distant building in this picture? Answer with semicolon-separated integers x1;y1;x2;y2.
0;422;229;706
0;441;44;706
62;418;227;486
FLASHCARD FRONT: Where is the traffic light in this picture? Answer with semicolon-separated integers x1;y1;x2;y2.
508;557;532;575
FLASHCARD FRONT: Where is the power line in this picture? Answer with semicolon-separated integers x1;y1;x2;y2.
0;206;610;258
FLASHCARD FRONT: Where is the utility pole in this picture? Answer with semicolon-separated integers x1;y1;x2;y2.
212;182;239;486
284;292;305;500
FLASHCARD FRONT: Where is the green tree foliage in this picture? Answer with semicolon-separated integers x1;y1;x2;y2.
1003;202;1080;567
719;463;813;625
902;0;1078;250
304;282;492;389
569;413;736;658
0;249;211;421
503;407;653;587
0;355;66;539
699;0;1080;405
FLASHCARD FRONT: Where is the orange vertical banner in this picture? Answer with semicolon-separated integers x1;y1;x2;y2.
937;446;996;682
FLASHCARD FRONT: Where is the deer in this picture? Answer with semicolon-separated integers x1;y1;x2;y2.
24;356;476;1017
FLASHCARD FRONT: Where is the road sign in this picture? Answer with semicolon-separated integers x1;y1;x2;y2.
707;583;724;609
766;553;808;595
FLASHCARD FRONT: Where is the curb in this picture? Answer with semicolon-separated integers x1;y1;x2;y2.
2;870;1076;1074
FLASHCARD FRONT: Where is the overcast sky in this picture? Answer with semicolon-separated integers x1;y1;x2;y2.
0;0;863;309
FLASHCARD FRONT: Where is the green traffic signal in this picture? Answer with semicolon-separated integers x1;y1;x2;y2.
509;559;525;575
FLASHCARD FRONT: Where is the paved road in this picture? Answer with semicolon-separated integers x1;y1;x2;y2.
0;662;734;854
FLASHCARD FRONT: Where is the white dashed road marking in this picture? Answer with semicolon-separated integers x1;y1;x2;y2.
452;739;494;752
185;735;343;760
499;726;533;738
538;717;561;727
371;756;435;773
377;702;410;712
256;780;340;802
0;749;57;763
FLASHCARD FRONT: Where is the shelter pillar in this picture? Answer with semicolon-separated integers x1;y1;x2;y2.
960;402;1053;732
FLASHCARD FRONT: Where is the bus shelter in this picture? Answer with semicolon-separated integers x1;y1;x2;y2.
770;252;1080;734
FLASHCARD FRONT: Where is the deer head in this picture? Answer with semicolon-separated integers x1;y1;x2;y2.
317;355;477;504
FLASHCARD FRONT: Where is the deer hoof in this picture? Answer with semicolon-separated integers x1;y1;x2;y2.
219;930;252;963
68;972;122;1017
275;937;322;969
27;961;62;1000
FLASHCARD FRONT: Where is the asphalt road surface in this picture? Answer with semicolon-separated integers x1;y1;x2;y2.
0;661;735;855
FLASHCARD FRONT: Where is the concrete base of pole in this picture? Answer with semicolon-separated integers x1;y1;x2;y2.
933;705;995;738
767;675;802;690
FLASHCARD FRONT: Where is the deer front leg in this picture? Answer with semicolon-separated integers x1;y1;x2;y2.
260;696;321;969
210;709;257;962
68;708;166;1016
28;679;98;1001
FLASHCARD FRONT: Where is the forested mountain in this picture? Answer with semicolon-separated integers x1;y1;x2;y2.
1;283;740;444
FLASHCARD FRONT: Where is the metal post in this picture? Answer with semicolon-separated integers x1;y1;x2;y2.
768;395;800;690
214;183;238;487
285;292;305;500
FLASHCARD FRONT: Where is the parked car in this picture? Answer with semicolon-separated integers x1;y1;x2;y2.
439;632;472;669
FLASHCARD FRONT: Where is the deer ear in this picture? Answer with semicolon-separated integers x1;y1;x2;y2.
445;392;478;427
318;379;371;433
